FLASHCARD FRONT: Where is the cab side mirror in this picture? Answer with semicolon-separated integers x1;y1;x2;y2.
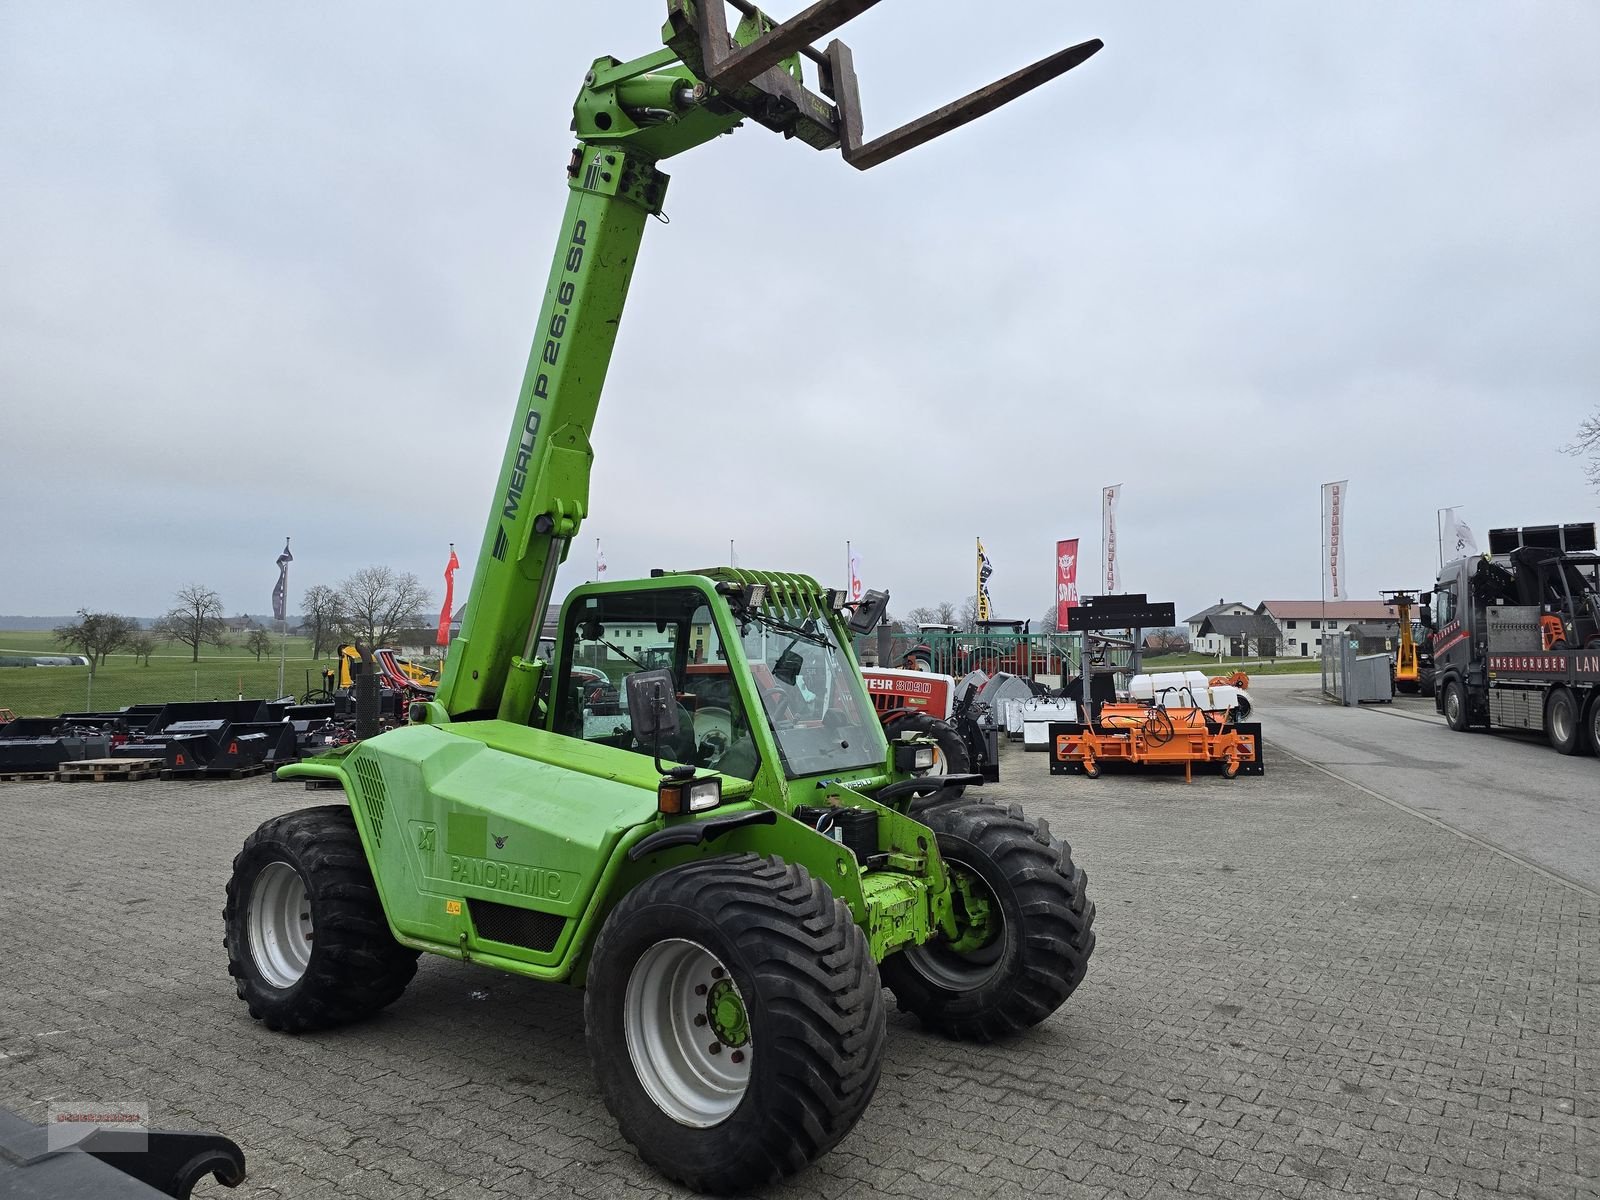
625;669;680;744
1419;603;1433;630
847;589;890;636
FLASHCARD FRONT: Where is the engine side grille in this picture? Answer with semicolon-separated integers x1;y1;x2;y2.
350;755;387;848
468;900;566;952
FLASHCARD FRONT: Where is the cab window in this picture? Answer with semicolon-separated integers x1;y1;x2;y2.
554;589;758;779
1434;584;1455;629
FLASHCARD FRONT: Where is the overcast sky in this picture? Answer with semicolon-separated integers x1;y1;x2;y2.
3;2;1597;627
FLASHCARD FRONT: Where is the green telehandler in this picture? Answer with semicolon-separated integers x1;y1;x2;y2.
225;3;1100;1191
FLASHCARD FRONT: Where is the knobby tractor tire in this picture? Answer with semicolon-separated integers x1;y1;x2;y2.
1546;688;1585;756
896;711;971;802
224;804;418;1033
584;854;885;1195
880;800;1095;1042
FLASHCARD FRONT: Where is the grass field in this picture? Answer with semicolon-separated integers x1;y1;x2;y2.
0;629;351;717
1139;652;1323;676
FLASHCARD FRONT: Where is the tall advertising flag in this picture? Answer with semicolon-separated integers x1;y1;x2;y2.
1322;480;1348;601
1101;485;1121;592
976;539;994;621
848;548;864;602
1444;508;1479;558
271;539;293;623
1055;539;1080;629
436;545;460;647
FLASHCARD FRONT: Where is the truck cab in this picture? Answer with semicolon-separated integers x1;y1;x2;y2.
1429;522;1600;753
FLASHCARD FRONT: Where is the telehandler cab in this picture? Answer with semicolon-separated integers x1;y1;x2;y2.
225;3;1100;1190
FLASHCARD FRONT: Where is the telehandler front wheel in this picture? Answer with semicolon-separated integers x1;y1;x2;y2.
880;800;1095;1042
584;854;885;1194
224;804;418;1033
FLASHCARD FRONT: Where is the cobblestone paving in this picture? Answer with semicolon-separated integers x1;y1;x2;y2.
1;739;1595;1198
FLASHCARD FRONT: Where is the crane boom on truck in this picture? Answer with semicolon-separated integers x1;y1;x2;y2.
225;5;1104;1192
1429;521;1600;756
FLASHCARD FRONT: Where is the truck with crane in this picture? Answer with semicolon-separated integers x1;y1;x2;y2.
222;4;1101;1192
1429;522;1600;755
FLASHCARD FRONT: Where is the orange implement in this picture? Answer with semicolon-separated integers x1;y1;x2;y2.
1207;670;1250;690
1053;703;1261;781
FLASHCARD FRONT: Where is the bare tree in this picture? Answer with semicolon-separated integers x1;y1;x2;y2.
1038;604;1060;634
54;609;135;667
298;583;343;658
157;584;230;662
126;632;156;666
901;605;938;632
957;594;979;632
933;600;960;626
245;628;275;661
334;566;431;666
1564;408;1600;492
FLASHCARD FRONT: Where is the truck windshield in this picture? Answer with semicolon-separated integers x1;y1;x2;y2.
740;611;883;779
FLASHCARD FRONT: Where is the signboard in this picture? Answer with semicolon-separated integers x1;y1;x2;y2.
1066;594;1173;632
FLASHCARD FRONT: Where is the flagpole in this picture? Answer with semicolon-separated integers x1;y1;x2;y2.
846;540;851;595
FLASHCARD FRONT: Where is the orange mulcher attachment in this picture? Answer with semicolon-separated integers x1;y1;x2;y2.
1539;614;1567;652
1207;670;1250;690
1049;702;1264;782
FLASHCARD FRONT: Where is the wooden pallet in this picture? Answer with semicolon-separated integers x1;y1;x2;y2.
55;758;164;783
0;771;56;782
161;762;271;782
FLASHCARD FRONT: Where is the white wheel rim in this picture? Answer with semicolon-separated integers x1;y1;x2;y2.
1552;701;1571;742
248;861;313;989
624;939;751;1127
693;706;733;748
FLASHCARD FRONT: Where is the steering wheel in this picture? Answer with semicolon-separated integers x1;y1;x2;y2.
765;685;797;724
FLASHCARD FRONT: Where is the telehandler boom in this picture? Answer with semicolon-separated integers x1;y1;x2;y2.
226;5;1102;1191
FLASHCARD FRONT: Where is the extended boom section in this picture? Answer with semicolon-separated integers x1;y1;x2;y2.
439;2;1102;719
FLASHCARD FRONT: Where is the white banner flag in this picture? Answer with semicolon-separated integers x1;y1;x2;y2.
1444;508;1479;559
848;549;864;601
1101;484;1121;593
1322;480;1349;601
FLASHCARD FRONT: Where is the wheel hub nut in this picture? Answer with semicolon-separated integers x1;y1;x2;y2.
705;978;749;1048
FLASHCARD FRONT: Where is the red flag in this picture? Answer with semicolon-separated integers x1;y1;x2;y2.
1055;539;1080;630
436;547;460;646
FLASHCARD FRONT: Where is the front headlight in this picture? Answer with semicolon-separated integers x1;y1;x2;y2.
659;774;722;814
894;743;937;772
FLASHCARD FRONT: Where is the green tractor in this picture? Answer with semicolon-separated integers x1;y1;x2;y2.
224;4;1101;1192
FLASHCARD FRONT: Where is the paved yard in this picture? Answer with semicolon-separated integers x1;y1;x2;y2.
1;711;1596;1198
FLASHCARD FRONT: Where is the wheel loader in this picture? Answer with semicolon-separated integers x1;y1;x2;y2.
225;4;1101;1191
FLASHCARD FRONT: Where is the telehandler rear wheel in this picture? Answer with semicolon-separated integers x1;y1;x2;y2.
880;800;1095;1042
224;804;418;1033
584;854;884;1194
